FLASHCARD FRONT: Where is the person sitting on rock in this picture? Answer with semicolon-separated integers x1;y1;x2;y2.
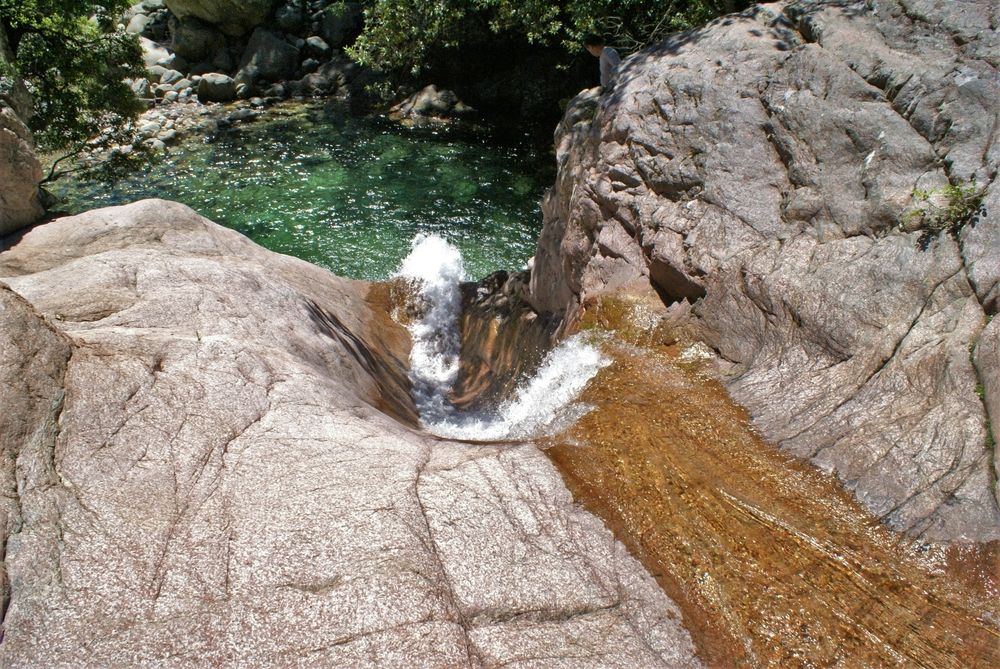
584;34;621;91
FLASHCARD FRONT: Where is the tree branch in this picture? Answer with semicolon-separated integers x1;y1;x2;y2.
41;142;89;185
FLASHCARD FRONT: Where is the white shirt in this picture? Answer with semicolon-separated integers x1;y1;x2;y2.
600;46;621;88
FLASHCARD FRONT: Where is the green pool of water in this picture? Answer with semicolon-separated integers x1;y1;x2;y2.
51;103;551;281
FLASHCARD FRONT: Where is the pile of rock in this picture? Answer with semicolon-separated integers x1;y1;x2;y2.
388;84;476;125
124;0;370;106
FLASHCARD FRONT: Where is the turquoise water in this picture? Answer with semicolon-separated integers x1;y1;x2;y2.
52;103;550;281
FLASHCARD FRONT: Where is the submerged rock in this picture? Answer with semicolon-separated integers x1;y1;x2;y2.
389;84;475;123
528;0;1000;541
0;200;700;666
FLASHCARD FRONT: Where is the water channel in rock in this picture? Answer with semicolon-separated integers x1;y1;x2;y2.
52;106;1000;667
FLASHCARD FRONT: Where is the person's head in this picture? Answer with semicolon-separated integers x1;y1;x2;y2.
584;34;605;57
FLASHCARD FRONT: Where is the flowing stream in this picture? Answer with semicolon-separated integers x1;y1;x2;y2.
49;102;1000;666
396;235;608;440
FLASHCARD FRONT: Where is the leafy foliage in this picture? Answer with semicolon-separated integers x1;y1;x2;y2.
904;180;986;248
0;0;145;152
348;0;746;74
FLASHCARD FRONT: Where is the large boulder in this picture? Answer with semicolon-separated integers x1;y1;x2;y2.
0;200;699;666
238;28;299;82
0;107;44;236
316;1;362;49
196;72;236;101
139;35;171;68
168;15;225;63
164;0;277;36
528;1;1000;541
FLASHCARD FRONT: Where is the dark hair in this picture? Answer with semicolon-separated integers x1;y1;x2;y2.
583;34;605;48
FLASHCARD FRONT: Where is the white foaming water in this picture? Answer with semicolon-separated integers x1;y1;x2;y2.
396;235;467;422
395;235;609;441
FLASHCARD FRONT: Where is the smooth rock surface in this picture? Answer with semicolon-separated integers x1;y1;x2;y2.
0;200;699;667
528;0;1000;541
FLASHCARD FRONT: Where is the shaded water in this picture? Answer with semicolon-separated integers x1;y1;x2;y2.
50;103;549;281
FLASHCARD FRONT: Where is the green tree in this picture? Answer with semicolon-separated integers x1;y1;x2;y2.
0;0;144;158
348;0;745;74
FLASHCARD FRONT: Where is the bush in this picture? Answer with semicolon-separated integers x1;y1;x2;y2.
348;0;747;74
0;1;145;152
904;180;986;248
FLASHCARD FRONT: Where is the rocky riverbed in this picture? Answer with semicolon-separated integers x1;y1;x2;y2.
2;0;999;666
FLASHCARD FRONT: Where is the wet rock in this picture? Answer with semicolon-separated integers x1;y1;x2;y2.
0;108;44;236
239;28;299;82
197;73;237;102
389;84;475;123
165;0;278;36
0;200;700;667
528;0;1000;541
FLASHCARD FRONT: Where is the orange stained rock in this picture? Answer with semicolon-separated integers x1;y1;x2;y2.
543;297;1000;668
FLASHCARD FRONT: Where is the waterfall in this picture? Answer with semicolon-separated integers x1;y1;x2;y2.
396;235;609;441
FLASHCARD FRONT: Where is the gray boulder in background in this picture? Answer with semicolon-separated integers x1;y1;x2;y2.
528;0;1000;541
317;1;362;49
165;0;277;36
239;28;299;82
274;1;305;33
0;200;700;667
197;72;236;102
169;14;225;62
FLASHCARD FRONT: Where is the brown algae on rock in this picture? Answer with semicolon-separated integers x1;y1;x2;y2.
543;295;1000;667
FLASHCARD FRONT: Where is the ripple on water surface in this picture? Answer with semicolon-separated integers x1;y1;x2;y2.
51;103;549;281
